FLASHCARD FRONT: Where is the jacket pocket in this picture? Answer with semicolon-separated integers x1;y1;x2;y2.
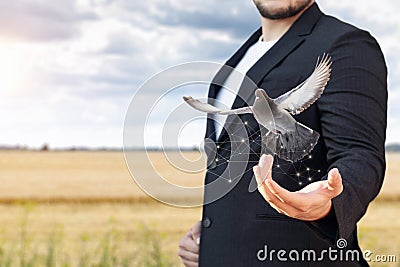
255;213;301;222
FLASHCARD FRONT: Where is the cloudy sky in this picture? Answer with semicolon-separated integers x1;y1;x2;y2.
1;0;399;149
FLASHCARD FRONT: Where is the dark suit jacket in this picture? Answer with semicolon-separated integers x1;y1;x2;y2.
199;3;387;267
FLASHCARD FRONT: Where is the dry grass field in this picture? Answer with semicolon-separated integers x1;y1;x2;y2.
0;150;398;266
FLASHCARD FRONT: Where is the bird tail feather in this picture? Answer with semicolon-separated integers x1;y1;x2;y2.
261;122;319;162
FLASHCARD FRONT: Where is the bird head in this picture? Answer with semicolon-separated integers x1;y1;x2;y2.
182;96;192;102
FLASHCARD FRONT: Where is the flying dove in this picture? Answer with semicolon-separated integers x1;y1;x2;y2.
183;54;332;163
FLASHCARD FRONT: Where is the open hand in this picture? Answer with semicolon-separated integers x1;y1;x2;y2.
253;154;343;221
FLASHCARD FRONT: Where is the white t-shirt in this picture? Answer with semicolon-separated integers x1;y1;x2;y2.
214;36;277;139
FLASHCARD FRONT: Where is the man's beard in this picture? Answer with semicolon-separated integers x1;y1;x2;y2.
254;0;313;20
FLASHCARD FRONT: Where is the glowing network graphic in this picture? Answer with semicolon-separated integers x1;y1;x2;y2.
123;61;326;207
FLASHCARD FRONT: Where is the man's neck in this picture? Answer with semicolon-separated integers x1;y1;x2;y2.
261;2;314;42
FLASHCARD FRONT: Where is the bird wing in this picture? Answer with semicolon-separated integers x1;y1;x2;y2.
273;53;332;115
183;96;252;115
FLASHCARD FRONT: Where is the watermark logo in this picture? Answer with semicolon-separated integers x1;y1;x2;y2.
336;238;347;249
256;238;397;263
363;250;397;263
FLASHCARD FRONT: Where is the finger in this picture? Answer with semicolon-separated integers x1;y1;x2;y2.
182;259;198;267
185;229;192;238
178;248;199;262
257;183;286;214
253;154;273;186
264;177;300;206
327;168;343;196
258;154;269;168
258;154;274;179
190;221;201;244
258;179;301;218
180;237;200;254
253;165;262;185
254;165;271;189
190;230;200;245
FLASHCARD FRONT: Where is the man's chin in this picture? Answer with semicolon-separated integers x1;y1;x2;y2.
256;0;313;20
259;7;304;20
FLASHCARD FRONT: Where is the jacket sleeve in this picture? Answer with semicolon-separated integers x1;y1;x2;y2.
313;29;388;241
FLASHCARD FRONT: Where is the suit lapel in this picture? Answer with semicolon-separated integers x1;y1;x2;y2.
205;28;262;141
216;3;323;144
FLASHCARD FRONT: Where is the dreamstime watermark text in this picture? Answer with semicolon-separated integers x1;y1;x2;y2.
256;238;397;263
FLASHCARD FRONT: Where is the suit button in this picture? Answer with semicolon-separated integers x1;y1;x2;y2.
203;217;212;228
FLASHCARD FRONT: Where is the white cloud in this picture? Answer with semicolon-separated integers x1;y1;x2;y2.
0;0;97;42
1;0;399;148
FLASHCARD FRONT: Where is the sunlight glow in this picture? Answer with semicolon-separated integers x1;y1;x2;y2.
0;47;27;94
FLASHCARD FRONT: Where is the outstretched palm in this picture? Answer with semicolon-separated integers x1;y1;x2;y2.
253;154;343;221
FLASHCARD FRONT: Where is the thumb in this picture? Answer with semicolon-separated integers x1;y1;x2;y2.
191;221;201;245
255;154;274;185
327;168;343;197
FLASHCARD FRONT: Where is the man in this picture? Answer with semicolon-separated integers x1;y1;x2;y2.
178;0;387;266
